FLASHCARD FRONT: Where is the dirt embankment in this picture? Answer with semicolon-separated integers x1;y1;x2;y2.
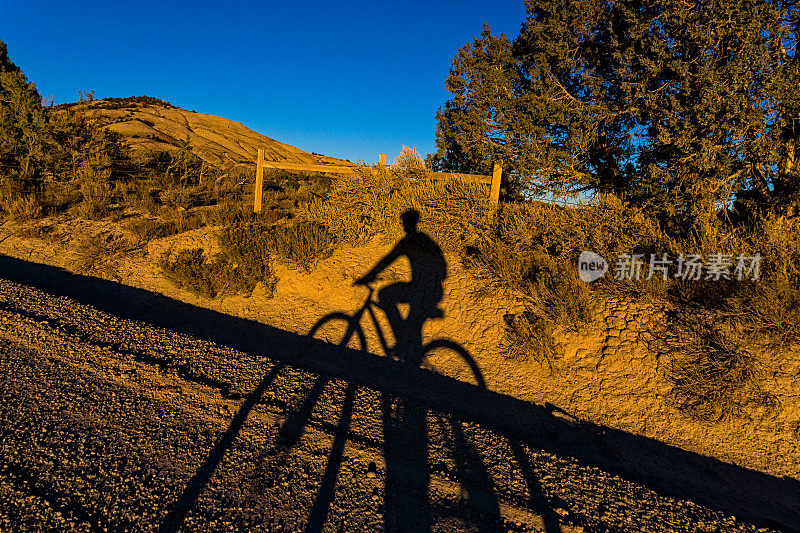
3;217;799;480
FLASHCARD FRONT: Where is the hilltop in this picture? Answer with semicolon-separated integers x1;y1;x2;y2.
60;96;352;169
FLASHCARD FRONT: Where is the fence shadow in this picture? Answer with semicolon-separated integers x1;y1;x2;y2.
0;253;798;531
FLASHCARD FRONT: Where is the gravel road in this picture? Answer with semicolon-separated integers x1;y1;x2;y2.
0;270;792;532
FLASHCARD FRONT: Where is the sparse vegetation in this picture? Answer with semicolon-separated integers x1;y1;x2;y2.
392;146;427;181
502;311;559;370
656;317;779;422
56;95;176;111
126;211;205;242
217;220;276;293
299;164;491;250
72;232;133;279
159;242;276;299
260;220;336;272
159;248;224;298
74;181;114;220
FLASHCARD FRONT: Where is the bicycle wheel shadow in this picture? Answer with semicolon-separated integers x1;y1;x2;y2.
2;253;799;532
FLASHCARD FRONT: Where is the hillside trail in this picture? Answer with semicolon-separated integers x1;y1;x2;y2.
0;219;799;531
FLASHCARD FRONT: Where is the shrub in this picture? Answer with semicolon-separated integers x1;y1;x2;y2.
263;221;336;271
72;233;132;278
664;214;800;348
159;245;276;299
299;163;491;250
121;182;160;215
1;193;42;220
392;145;427;181
502;311;559;370
127;218;171;241
0;177;42;220
159;185;193;209
159;248;220;298
75;181;113;220
218;222;277;293
40;180;81;213
724;280;800;348
201;199;288;227
656;317;779;422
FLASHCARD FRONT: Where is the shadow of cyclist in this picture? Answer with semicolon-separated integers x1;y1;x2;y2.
352;210;501;531
353;209;446;366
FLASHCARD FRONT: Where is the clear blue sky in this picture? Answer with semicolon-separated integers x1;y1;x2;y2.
0;0;527;164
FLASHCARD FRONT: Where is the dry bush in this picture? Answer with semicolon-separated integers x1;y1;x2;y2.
121;181;160;215
502;310;560;370
299;164;491;250
159;184;196;210
159;244;276;299
655;316;779;422
750;215;800;282
40;180;82;213
0;177;42;220
159;248;220;298
262;221;336;272
72;233;133;278
125;210;203;243
127;218;173;242
217;222;277;294
392;145;427;180
75;181;113;220
201;199;252;226
666;214;800;347
724;280;800;348
1;194;42;220
201;198;288;228
463;195;665;331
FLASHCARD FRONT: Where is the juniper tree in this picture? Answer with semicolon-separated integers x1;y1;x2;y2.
0;40;53;183
431;0;799;232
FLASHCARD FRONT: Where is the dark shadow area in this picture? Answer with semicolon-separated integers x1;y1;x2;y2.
442;415;504;532
1;253;799;531
509;440;563;533
276;377;329;450
381;392;432;532
158;363;284;532
305;383;357;532
353;209;446;365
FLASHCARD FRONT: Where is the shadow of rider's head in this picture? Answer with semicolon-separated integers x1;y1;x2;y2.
401;209;420;235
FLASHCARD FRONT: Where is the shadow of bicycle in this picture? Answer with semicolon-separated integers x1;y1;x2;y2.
2;250;798;532
296;216;499;530
306;283;486;389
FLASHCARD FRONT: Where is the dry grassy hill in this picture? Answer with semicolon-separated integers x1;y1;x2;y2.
71;96;353;169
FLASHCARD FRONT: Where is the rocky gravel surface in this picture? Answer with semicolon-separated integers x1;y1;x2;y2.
0;276;788;532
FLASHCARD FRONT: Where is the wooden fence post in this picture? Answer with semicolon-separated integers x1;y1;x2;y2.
490;162;502;208
254;148;264;213
378;153;387;167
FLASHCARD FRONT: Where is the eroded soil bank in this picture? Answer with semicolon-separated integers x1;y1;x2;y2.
0;215;798;530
